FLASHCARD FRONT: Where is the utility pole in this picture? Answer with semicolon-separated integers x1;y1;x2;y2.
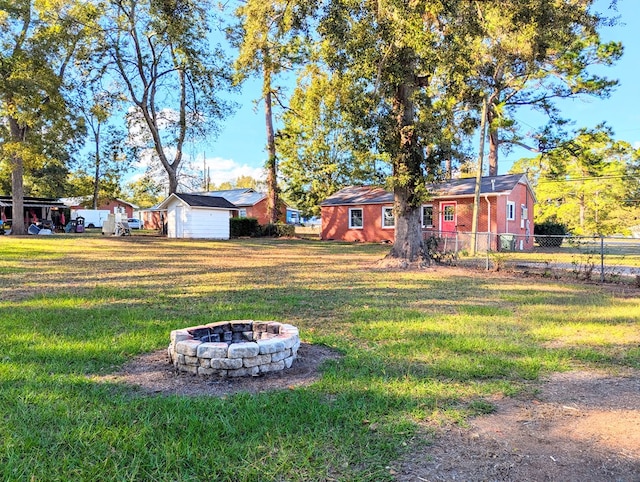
203;155;207;191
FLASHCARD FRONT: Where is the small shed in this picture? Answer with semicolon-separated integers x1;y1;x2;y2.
156;193;237;239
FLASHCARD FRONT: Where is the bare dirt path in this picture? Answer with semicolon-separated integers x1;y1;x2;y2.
396;370;640;482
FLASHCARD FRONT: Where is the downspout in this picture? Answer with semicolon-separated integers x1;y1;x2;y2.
506;194;510;234
485;194;491;250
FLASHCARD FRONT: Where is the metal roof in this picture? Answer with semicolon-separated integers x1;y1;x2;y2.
0;196;67;209
191;188;265;207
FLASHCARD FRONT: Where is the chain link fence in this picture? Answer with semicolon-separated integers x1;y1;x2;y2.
424;231;640;285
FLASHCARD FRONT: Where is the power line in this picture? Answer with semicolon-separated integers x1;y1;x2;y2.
537;174;640;184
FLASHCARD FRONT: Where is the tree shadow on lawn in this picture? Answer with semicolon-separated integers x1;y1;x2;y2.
0;344;488;482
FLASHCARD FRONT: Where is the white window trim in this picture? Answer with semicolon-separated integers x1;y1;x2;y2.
349;208;364;229
506;201;516;221
441;202;456;223
520;205;528;229
238;208;247;218
421;204;434;228
382;206;394;229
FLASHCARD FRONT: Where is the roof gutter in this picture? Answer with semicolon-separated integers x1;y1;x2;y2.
434;192;508;201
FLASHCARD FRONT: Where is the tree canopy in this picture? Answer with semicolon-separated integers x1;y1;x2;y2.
0;0;626;249
513;126;640;235
230;0;314;223
0;0;99;233
278;65;387;218
469;0;623;175
104;0;233;195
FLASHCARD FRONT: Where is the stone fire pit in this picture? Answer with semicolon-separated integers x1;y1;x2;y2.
168;320;300;377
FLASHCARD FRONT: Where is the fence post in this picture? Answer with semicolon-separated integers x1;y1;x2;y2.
486;233;490;271
600;234;605;283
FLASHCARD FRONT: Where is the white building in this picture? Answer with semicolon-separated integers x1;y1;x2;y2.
156;193;237;239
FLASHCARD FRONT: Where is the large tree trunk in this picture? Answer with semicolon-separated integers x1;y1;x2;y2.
167;167;178;195
487;107;499;176
9;117;26;235
264;63;279;224
389;185;423;261
387;78;424;262
10;154;25;236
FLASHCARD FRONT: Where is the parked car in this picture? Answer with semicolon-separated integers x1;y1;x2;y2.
127;218;144;229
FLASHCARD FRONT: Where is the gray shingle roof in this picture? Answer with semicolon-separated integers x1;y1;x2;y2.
433;173;529;197
320;174;531;206
167;193;237;209
320;186;393;206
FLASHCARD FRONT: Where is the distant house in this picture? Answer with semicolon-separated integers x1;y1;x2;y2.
193;188;298;225
60;197;138;218
320;173;536;251
156;193;237;239
138;204;166;231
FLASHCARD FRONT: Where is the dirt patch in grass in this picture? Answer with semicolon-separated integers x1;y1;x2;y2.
95;343;341;397
102;342;640;481
395;369;640;482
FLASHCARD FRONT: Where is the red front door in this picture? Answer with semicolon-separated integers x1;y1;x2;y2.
440;202;457;234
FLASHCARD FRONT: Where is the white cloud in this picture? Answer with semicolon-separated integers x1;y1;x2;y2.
124;147;265;194
204;156;265;186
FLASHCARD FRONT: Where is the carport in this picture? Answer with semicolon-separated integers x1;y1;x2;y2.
0;196;68;230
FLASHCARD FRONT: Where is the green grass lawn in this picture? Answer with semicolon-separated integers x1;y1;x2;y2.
1;236;639;481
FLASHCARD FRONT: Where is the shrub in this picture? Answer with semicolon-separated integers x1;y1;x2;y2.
534;220;567;247
261;223;295;237
230;217;260;237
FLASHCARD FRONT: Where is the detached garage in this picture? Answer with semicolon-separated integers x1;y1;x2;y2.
156;193;237;239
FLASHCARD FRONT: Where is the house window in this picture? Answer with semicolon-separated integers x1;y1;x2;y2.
520;205;528;229
349;208;363;229
422;205;433;228
507;201;515;221
443;205;455;222
239;209;247;218
382;207;394;228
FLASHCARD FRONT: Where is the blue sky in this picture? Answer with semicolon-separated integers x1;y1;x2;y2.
201;0;640;186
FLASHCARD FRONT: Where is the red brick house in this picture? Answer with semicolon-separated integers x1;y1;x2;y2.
320;173;536;251
61;197;138;218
